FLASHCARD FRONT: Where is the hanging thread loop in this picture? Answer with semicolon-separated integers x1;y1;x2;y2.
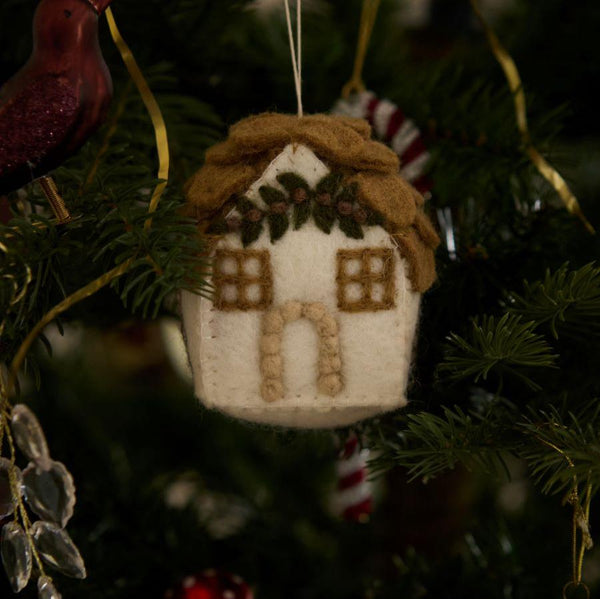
283;0;303;117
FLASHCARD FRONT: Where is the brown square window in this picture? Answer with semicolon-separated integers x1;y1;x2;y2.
336;248;396;312
213;249;273;311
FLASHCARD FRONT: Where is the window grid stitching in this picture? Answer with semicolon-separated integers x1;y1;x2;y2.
214;249;273;311
337;248;396;312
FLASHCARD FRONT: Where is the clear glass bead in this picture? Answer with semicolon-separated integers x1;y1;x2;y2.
23;460;76;528
11;404;51;469
1;521;32;592
32;521;86;579
0;458;23;518
38;575;62;599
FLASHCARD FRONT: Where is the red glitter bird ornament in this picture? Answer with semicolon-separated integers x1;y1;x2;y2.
0;0;114;220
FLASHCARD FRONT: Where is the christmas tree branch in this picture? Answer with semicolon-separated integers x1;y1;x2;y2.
5;258;134;397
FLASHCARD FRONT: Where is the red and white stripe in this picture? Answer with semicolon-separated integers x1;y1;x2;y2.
332;434;373;523
333;90;432;195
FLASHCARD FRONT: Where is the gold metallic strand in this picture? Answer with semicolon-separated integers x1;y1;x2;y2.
534;434;593;596
7;258;133;396
469;0;594;234
105;7;169;229
0;241;33;342
0;240;32;308
342;0;381;98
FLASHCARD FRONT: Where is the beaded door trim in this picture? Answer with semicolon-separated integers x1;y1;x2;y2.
260;301;344;402
336;248;395;312
213;249;273;311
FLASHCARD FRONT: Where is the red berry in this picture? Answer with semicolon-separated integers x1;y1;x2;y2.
226;216;241;231
316;192;332;206
270;201;287;214
292;188;307;203
337;200;353;215
353;207;368;224
246;208;263;223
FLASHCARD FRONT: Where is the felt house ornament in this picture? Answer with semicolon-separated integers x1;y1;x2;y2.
181;113;439;428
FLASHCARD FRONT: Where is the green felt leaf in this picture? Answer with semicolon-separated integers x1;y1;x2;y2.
259;185;287;206
268;213;289;242
338;215;364;239
316;172;343;195
365;208;386;227
237;196;255;214
276;172;310;192
338;182;357;202
313;204;336;234
206;219;228;235
293;201;311;229
241;220;263;246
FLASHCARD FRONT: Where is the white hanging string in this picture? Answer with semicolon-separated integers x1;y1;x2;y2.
283;0;303;117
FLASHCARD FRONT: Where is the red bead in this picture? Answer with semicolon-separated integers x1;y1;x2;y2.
166;571;253;599
316;192;332;206
291;188;307;204
353;207;368;224
226;216;242;232
246;209;263;223
270;201;288;215
337;200;354;216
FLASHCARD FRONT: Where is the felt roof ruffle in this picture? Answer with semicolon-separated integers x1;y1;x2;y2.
185;113;439;292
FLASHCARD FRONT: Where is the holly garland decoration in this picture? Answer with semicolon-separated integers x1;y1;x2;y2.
207;172;386;246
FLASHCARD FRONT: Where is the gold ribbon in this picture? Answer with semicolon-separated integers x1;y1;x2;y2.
342;0;381;98
105;7;169;229
469;0;594;234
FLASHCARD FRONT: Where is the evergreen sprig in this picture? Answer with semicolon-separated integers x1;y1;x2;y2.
438;313;557;390
520;404;600;496
369;405;513;482
508;262;600;339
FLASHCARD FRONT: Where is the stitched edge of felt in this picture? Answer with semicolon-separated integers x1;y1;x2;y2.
185;113;440;293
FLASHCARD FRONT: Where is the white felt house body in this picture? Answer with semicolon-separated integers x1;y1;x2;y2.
182;114;439;429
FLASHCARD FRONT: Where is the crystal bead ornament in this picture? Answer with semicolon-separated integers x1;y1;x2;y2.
0;458;22;518
1;522;32;592
11;404;51;469
2;403;83;596
32;521;86;579
23;461;76;528
38;575;62;599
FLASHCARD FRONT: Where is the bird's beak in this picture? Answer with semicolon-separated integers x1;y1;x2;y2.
85;0;113;14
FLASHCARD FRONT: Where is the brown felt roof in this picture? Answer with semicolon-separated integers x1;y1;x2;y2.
185;113;440;292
